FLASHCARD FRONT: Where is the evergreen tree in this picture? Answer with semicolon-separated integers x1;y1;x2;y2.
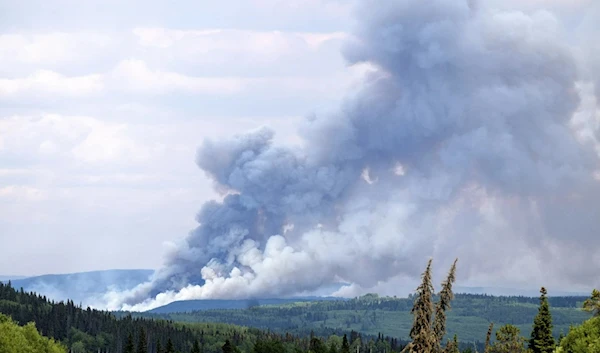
222;339;235;353
583;289;600;317
443;335;459;353
166;338;175;353
191;339;201;353
529;287;555;353
156;339;163;353
341;334;350;353
489;324;526;353
137;327;148;353
406;259;435;353
404;259;458;353
310;337;327;353
124;333;135;353
434;259;458;352
484;323;493;353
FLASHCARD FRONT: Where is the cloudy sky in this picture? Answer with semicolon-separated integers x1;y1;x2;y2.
0;0;371;276
1;0;598;287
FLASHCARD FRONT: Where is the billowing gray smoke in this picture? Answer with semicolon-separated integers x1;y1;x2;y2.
107;0;600;311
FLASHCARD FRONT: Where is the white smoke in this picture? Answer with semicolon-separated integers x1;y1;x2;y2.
106;0;600;311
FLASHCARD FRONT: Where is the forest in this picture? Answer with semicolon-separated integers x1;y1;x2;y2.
0;280;404;353
134;292;590;343
1;259;600;352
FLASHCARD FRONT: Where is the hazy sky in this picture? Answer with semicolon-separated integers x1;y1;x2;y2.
0;0;367;276
1;0;598;286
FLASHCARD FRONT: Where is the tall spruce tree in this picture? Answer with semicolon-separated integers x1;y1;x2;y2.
166;338;175;353
156;339;163;353
124;333;135;353
404;259;458;353
137;327;148;353
407;259;435;353
341;334;350;353
529;287;555;353
484;323;494;353
434;259;458;351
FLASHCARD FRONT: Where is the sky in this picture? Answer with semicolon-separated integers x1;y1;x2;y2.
0;0;366;276
1;0;599;306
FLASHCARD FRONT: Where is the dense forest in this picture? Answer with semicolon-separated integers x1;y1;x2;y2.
2;260;600;352
135;292;590;343
0;281;406;353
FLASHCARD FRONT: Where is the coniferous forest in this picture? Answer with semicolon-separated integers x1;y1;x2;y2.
0;280;406;353
2;259;600;353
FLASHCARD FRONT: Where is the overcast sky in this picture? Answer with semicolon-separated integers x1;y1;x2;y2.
1;0;598;280
0;0;371;276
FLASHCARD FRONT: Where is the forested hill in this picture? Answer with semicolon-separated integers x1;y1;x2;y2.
1;269;154;306
0;282;407;353
0;280;241;352
148;297;347;314
138;293;592;343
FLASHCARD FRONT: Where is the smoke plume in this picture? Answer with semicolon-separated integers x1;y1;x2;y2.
106;0;600;311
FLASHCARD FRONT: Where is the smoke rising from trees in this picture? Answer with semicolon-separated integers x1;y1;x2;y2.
105;0;600;311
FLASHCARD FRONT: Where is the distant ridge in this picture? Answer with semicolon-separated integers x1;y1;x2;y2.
1;269;154;306
455;286;590;297
147;296;348;314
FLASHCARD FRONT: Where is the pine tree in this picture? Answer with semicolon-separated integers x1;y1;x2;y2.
124;333;135;353
166;338;175;353
403;259;458;353
137;327;148;353
583;289;600;317
529;287;555;353
156;339;163;353
222;339;235;353
406;259;435;353
443;335;460;353
191;339;201;353
484;323;493;353
341;334;350;353
434;259;458;351
310;337;327;353
489;324;526;353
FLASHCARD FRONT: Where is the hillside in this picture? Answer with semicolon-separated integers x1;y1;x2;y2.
2;269;154;306
0;281;405;353
139;293;592;344
0;280;256;352
148;297;347;314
